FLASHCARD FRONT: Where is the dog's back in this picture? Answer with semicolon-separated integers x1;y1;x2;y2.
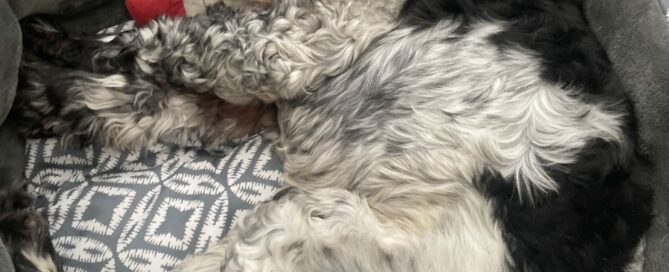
275;0;652;271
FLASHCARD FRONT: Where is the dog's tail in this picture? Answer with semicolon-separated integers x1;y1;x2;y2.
0;182;59;272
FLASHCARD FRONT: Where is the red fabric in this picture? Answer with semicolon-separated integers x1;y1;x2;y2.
125;0;186;26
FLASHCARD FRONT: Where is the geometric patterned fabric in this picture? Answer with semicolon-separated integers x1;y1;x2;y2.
25;134;283;271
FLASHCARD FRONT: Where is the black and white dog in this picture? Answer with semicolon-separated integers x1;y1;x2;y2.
16;0;653;271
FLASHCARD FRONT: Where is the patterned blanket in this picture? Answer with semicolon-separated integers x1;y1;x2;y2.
26;135;283;271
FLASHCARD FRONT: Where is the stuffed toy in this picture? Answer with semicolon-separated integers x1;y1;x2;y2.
125;0;186;26
126;0;272;25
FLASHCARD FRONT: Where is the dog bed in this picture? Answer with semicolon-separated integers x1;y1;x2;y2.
10;2;669;272
26;133;283;271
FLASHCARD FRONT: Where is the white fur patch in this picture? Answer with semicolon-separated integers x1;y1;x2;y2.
21;248;57;272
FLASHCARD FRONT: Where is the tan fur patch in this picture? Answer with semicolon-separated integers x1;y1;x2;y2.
199;95;277;139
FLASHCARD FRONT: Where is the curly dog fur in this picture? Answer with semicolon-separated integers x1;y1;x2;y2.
15;0;652;271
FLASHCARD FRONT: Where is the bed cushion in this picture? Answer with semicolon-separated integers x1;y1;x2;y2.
0;0;20;125
26;134;283;271
584;1;669;271
660;0;668;14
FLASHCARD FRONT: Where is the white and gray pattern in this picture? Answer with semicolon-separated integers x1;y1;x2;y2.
24;134;283;271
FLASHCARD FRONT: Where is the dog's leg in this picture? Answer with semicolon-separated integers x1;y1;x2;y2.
16;56;277;149
18;0;272;74
20;18;137;74
173;182;510;272
172;187;409;272
21;0;400;102
16;0;400;149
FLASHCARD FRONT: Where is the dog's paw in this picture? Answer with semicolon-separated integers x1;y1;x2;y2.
0;182;59;272
0;210;59;272
14;59;62;138
0;184;35;213
21;16;121;73
20;17;70;59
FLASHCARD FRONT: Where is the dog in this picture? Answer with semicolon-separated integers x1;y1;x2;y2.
15;0;653;271
0;183;58;272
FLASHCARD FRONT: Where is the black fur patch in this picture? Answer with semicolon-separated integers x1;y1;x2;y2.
476;140;653;272
400;0;624;99
20;16;135;74
401;1;653;271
